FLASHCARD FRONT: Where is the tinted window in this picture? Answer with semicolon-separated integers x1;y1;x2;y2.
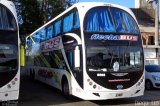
84;7;140;34
0;4;17;30
33;33;40;43
40;28;46;42
73;11;80;29
55;20;61;36
111;8;139;34
86;46;143;72
84;7;114;32
26;38;32;47
0;44;18;72
63;13;73;32
46;25;53;40
33;50;66;69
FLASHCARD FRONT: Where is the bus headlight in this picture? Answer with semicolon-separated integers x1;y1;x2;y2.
14;77;18;81
93;84;96;89
11;81;16;85
89;82;93;86
7;84;11;89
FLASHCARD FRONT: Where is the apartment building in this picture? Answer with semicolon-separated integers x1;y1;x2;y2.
133;0;160;65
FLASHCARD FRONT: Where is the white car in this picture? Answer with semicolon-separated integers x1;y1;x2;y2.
145;65;160;90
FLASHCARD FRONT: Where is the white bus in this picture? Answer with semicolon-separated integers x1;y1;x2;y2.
26;2;145;100
0;0;21;101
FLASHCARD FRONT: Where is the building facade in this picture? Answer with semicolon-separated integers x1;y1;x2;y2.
134;0;160;65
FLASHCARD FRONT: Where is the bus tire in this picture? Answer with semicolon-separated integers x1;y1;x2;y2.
62;77;71;99
30;70;35;81
29;70;32;80
32;70;35;81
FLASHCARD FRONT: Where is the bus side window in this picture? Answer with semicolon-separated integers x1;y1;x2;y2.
40;28;47;42
62;35;77;70
33;33;40;43
69;50;73;67
26;38;32;47
54;20;62;36
49;50;66;69
46;25;53;40
66;49;73;69
73;11;80;29
63;13;73;32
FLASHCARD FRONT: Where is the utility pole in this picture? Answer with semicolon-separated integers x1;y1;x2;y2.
155;0;159;46
42;0;47;24
147;0;159;46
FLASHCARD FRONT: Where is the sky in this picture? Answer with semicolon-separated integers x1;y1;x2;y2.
79;0;135;8
79;0;160;20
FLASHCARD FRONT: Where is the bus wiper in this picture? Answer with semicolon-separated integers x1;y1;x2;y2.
109;52;114;67
88;68;107;72
123;41;131;65
100;68;107;72
109;47;119;67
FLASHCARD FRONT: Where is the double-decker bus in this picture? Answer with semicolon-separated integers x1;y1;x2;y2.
26;2;144;100
0;0;20;101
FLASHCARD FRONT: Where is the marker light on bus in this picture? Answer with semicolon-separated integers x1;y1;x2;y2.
14;77;18;81
136;76;144;87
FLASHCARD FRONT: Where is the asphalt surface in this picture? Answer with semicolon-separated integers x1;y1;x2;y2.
1;75;160;106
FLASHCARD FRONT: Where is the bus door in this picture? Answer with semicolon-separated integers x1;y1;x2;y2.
62;35;83;88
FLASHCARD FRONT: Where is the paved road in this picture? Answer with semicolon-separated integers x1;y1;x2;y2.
1;75;160;106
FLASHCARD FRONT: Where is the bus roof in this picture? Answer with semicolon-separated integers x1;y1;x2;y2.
27;2;136;38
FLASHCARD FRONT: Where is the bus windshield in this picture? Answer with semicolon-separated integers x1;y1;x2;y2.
0;44;18;72
0;4;17;31
84;6;139;34
86;46;143;72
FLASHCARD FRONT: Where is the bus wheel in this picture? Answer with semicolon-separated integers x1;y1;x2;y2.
32;70;35;81
62;78;71;99
29;70;32;80
30;70;35;81
145;80;153;90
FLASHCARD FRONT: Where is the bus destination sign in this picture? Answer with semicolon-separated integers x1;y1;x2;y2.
90;34;138;41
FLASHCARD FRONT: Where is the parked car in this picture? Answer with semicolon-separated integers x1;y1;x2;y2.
145;64;160;90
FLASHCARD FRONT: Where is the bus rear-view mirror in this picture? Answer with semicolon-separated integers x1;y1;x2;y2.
20;44;25;67
74;46;80;69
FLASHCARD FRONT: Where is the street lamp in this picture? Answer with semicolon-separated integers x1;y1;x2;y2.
147;0;159;46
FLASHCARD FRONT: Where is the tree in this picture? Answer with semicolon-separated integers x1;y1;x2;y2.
14;0;78;36
19;0;42;36
40;0;65;24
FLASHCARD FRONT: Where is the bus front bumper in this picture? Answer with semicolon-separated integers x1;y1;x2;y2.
72;87;144;100
0;90;19;101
